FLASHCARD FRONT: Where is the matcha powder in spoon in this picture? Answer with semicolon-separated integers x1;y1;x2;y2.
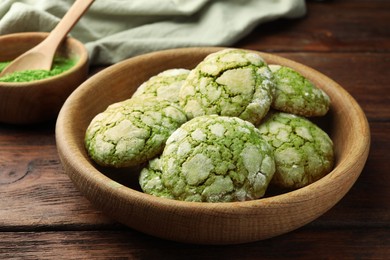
0;57;76;83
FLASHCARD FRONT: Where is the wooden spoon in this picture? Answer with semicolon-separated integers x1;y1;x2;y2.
0;0;94;77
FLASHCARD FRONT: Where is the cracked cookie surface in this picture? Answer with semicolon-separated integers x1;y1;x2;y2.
269;65;330;117
258;112;334;189
140;115;276;202
132;68;190;104
85;97;187;168
179;49;274;125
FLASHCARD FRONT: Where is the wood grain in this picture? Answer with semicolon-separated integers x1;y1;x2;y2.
238;0;390;53
0;228;389;259
0;122;113;229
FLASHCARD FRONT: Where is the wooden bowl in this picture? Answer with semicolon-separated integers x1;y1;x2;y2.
0;32;88;124
56;47;370;245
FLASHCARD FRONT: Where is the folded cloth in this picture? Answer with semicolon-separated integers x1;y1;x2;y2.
0;0;306;65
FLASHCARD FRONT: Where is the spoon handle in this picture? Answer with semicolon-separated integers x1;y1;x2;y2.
41;0;94;54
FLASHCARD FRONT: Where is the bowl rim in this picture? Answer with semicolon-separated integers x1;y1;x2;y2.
0;32;88;87
56;47;371;242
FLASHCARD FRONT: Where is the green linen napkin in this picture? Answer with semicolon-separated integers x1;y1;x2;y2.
0;0;306;65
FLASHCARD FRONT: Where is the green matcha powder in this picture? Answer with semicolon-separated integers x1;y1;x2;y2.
0;57;76;83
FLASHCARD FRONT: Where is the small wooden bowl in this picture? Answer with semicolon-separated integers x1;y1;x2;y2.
56;47;370;245
0;32;88;124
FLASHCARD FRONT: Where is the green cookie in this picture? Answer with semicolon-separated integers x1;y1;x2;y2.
258;112;334;189
85;97;187;168
179;49;275;125
140;115;276;202
132;68;190;104
269;65;330;117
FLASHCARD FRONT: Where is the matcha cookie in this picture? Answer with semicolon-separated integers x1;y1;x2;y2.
179;49;275;125
85;97;187;168
269;65;330;117
140;115;276;202
139;157;174;199
258;112;334;189
132;68;190;104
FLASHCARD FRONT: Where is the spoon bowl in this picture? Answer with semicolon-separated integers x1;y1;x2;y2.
0;32;88;124
0;0;94;77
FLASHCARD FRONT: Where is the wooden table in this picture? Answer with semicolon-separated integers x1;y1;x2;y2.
1;0;389;258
